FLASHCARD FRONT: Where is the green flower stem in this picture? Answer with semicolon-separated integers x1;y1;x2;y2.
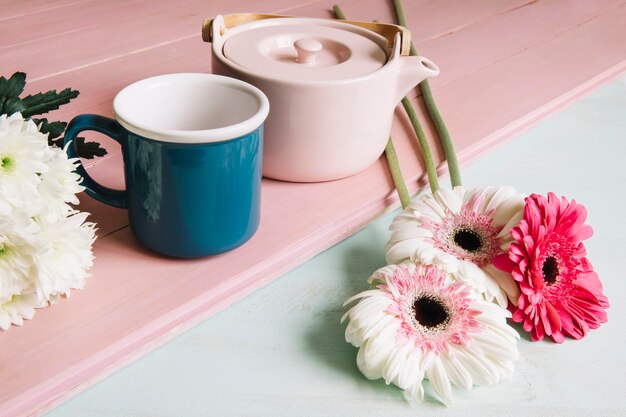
401;97;439;193
393;0;462;187
332;4;346;20
333;5;437;204
383;137;412;209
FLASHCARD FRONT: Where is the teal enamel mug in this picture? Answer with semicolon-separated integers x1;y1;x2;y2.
64;73;270;258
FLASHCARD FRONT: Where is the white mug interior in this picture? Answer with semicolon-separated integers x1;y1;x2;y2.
113;73;269;143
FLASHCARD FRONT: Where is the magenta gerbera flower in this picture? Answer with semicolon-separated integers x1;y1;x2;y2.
493;193;609;343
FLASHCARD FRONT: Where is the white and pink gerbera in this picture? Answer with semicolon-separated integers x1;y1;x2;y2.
385;186;524;307
343;262;519;405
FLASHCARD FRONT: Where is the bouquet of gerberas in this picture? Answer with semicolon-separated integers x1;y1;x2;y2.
336;0;609;405
0;72;103;330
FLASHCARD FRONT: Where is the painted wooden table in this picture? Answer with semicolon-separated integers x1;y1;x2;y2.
1;1;626;416
44;75;626;416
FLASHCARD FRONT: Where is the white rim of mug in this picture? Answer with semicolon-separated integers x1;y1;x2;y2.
112;73;270;144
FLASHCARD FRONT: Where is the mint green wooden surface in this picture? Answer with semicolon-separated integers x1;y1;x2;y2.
45;76;626;416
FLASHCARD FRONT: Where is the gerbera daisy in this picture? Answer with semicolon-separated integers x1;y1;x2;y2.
343;263;519;405
385;186;524;307
493;193;609;343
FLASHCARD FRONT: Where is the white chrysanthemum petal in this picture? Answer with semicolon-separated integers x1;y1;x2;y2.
344;263;519;405
34;211;96;301
0;311;9;330
0;114;50;217
0;113;97;331
38;145;85;220
0;214;41;304
0;292;41;330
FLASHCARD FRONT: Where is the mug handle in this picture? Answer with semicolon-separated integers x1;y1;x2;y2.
64;114;127;208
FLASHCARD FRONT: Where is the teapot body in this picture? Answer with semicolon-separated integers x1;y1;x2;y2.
209;15;439;182
212;58;396;182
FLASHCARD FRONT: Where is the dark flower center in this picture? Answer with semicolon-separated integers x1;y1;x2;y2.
453;228;482;252
542;256;559;285
413;296;449;328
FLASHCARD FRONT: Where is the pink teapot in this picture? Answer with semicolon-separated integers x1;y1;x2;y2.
203;14;439;182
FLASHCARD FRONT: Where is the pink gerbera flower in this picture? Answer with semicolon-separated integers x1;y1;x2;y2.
385;186;525;308
343;263;519;405
494;193;609;343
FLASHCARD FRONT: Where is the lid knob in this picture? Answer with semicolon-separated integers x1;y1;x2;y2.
294;38;323;64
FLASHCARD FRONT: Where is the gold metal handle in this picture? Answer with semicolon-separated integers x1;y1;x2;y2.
202;13;411;56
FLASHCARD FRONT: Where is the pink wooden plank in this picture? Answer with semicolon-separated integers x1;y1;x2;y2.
1;0;525;82
339;0;535;42
0;0;308;80
1;0;156;46
415;0;626;89
7;0;607;180
0;0;94;22
2;1;626;416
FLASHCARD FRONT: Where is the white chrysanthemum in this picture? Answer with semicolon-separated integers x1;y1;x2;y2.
343;263;519;405
386;186;524;307
33;211;96;303
0;214;40;305
0;292;44;330
38;144;85;221
0;113;49;216
0;113;97;331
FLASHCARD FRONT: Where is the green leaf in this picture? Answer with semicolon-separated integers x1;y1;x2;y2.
48;137;64;149
34;118;67;140
0;72;27;116
21;87;79;118
74;136;108;159
2;97;25;115
0;72;27;100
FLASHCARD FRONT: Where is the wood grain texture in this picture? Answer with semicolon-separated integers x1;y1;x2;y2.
1;0;625;416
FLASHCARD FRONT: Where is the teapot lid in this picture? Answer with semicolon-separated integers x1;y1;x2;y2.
221;19;388;81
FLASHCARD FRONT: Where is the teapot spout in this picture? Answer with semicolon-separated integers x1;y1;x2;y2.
393;55;440;104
